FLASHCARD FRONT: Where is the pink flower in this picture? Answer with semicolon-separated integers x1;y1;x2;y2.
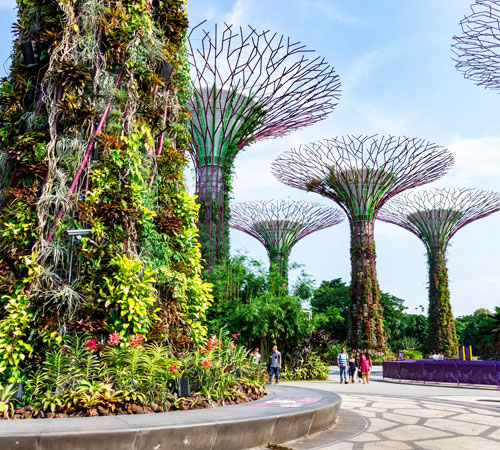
231;333;241;340
129;334;143;348
107;331;121;346
84;338;98;351
169;363;178;374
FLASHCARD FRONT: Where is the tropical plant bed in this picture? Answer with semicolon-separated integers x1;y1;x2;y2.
5;382;267;420
0;333;266;420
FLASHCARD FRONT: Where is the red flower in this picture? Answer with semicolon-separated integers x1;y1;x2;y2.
107;331;121;346
228;342;235;350
206;336;219;351
84;338;98;351
202;357;211;369
129;334;144;348
169;363;178;374
231;333;241;340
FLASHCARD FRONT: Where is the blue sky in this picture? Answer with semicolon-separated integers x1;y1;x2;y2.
1;1;499;316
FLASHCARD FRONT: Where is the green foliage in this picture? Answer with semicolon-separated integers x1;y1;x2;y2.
427;251;458;356
455;310;491;350
282;353;329;381
326;342;351;361
19;330;264;416
311;277;407;349
0;256;41;383
208;255;312;361
0;383;18;419
476;307;500;358
100;254;157;336
394;336;420;351
0;0;212;382
402;349;423;360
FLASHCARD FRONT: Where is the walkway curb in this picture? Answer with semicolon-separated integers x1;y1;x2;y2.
0;386;341;450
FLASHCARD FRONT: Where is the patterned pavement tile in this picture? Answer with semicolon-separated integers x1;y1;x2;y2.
417;436;498;449
424;417;490;435
381;424;452;441
390;408;454;418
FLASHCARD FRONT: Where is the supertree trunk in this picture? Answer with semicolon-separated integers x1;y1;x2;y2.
268;249;289;291
427;249;458;356
349;219;387;351
188;25;341;273
197;165;230;268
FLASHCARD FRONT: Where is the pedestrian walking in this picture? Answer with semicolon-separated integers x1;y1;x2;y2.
337;347;348;384
267;345;282;384
348;353;356;383
360;350;372;384
251;348;261;365
355;351;362;383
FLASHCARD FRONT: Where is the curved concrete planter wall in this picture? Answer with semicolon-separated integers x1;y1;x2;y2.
0;386;341;450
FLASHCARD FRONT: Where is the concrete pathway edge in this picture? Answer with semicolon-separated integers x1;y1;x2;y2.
0;386;342;450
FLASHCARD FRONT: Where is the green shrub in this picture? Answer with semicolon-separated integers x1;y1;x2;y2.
281;353;329;381
403;349;423;360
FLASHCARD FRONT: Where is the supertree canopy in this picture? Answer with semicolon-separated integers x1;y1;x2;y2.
230;200;344;283
187;23;342;271
452;0;500;91
379;188;500;356
272;135;454;350
0;1;212;382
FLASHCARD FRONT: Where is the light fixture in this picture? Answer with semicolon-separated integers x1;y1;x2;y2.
157;61;174;88
66;229;92;239
21;41;41;68
177;376;190;397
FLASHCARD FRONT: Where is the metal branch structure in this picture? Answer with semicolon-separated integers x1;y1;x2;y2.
230;200;344;284
452;0;500;91
272;135;454;351
187;23;341;271
379;188;500;356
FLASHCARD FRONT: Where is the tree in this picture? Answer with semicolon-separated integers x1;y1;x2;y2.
475;307;500;357
207;255;312;361
311;278;408;348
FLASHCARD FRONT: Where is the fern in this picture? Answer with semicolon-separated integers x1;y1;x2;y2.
42;349;71;394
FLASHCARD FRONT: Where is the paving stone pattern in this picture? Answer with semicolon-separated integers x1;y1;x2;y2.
274;367;500;450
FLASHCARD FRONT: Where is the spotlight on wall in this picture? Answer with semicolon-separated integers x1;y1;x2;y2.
66;229;92;239
157;61;174;88
21;41;41;68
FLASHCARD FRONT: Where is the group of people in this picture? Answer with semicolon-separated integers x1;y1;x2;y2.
250;345;283;385
337;348;372;384
256;345;373;385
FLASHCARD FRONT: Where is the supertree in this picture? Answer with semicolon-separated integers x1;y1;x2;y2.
452;0;500;91
0;1;212;382
378;188;500;356
230;200;344;284
187;24;341;271
272;135;454;350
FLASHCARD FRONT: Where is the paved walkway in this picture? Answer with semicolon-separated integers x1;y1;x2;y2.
273;366;500;450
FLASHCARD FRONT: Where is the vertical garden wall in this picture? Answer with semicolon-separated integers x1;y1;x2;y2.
0;0;211;383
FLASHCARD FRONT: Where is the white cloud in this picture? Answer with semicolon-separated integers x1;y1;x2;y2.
445;136;500;187
224;0;250;27
300;0;358;24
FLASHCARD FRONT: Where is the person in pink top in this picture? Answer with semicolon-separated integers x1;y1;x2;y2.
360;350;372;384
